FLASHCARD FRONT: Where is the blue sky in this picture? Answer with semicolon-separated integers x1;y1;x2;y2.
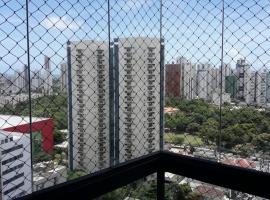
0;0;270;75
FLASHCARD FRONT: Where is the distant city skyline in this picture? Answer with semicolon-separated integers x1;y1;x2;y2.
166;57;270;106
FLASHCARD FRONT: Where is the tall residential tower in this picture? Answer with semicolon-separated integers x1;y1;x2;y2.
43;56;53;95
68;41;110;172
114;37;162;162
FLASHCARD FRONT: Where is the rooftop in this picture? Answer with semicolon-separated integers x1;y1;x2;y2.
222;158;256;169
0;115;50;129
164;107;179;114
194;185;225;199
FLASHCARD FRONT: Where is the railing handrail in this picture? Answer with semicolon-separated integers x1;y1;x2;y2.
19;151;270;200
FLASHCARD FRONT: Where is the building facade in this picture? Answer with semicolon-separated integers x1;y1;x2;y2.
0;130;32;200
23;65;29;93
31;70;42;93
219;64;232;92
179;57;196;100
255;69;268;106
236;58;251;102
69;41;110;172
266;72;270;103
43;56;53;95
165;63;181;97
225;75;237;99
196;63;213;101
13;71;25;94
115;37;161;162
0;115;54;153
60;63;68;93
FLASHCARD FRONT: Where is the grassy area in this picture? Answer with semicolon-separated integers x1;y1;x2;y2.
164;133;204;146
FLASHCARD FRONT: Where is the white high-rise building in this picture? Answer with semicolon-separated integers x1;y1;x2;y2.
12;72;25;94
247;71;256;104
31;70;42;93
0;130;32;200
179;57;197;100
219;64;232;92
0;74;6;94
210;67;219;92
60;63;68;93
236;58;251;102
43;56;53;95
23;65;29;93
253;69;268;106
266;72;270;103
196;63;213;101
69;41;110;172
115;37;161;162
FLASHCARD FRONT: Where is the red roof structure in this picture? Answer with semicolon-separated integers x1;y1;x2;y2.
222;158;256;169
0;115;54;153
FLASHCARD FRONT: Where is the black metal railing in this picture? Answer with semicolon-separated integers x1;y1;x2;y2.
20;151;270;200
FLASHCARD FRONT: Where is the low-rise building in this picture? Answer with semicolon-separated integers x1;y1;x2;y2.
164;107;180;115
212;92;231;105
0;130;32;200
222;158;256;169
0;115;54;153
33;161;67;192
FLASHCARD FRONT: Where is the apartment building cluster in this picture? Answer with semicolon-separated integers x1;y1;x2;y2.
0;56;53;95
0;55;66;108
166;57;270;106
69;37;162;172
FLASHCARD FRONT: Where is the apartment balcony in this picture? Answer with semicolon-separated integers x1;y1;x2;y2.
124;93;134;98
147;74;155;78
147;111;155;116
148;69;155;74
124;57;132;62
123;121;134;125
147;127;155;131
147;84;155;89
124;69;133;74
97;145;107;151
148;80;155;85
124;128;134;133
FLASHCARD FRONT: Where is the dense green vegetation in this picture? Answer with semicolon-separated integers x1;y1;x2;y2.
164;133;203;147
99;181;201;200
0;94;68;162
165;98;270;155
67;169;88;181
0;94;68;143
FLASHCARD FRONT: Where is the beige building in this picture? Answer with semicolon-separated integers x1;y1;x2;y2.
115;37;161;162
69;41;110;172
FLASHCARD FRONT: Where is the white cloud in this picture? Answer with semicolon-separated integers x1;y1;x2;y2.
42;16;82;31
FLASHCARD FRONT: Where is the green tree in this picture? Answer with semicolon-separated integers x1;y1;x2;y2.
252;133;270;152
234;143;256;157
175;183;202;200
200;118;219;145
54;129;66;144
67;170;87;180
186;123;200;134
221;123;255;149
